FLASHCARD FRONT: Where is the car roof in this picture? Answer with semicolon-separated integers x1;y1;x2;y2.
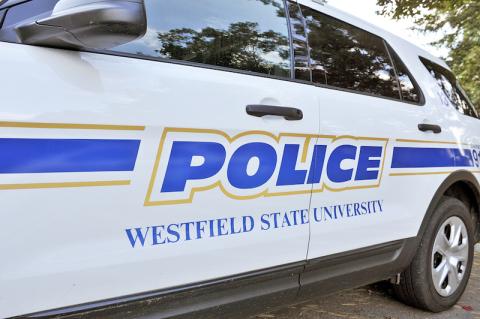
299;0;450;70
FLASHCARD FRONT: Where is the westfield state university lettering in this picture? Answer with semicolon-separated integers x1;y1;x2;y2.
144;128;388;205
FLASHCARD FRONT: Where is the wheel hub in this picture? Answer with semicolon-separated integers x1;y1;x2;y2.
431;216;469;297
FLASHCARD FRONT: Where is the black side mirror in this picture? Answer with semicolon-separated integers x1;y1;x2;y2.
15;0;146;50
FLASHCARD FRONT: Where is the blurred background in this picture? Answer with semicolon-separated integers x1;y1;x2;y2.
329;0;480;112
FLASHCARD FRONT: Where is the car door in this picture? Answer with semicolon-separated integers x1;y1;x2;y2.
291;1;450;265
0;0;320;317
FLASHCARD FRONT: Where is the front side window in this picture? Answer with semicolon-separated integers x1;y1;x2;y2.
113;0;292;78
298;4;400;99
422;59;477;118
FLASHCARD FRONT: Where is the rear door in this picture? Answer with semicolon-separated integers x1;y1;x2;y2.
292;1;438;262
0;0;320;317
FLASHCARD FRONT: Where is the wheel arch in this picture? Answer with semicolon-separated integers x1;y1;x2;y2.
418;170;480;243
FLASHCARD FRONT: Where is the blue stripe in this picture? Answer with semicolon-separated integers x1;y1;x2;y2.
392;147;474;169
0;138;140;174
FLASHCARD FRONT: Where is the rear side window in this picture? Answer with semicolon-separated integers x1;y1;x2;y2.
456;85;478;118
422;58;478;118
113;0;292;78
298;4;400;100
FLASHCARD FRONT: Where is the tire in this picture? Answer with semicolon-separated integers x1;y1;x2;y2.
394;196;475;312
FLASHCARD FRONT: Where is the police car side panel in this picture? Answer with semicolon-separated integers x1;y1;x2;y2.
2;1;479;318
0;42;321;317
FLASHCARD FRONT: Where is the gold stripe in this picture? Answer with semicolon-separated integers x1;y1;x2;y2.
144;129;169;206
333;135;388;142
390;171;454;177
0;180;131;190
301;137;311;163
0;121;145;131
396;138;468;146
377;138;389;186
392;169;480;176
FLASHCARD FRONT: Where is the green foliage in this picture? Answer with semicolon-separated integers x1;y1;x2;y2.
376;0;480;109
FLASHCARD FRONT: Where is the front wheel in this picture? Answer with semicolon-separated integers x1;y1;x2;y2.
394;197;475;312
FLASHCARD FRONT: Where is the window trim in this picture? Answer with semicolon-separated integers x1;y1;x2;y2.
283;0;296;80
1;37;426;106
87;47;428;106
287;0;314;83
385;43;425;106
0;0;425;106
384;40;404;101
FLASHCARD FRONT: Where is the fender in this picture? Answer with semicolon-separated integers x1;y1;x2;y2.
378;170;480;277
417;170;480;243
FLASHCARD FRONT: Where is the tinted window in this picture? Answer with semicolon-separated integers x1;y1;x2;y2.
113;0;291;78
423;59;478;118
455;85;477;118
389;48;421;103
297;4;400;99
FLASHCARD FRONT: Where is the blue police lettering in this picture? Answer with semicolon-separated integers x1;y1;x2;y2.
277;144;308;186
161;141;226;193
355;146;383;181
227;143;276;189
312;200;384;222
125;216;255;248
260;209;309;231
307;145;327;184
126;200;382;248
150;130;387;203
327;144;357;183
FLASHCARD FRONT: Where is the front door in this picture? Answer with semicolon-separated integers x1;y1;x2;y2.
0;0;320;317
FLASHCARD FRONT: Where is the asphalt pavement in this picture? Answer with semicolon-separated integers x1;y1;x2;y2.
255;245;480;319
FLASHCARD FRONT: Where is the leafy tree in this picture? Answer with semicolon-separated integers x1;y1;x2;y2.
376;0;480;110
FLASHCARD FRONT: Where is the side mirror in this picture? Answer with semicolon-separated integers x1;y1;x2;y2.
15;0;146;50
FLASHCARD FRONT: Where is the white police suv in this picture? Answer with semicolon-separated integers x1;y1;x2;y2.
0;0;479;318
